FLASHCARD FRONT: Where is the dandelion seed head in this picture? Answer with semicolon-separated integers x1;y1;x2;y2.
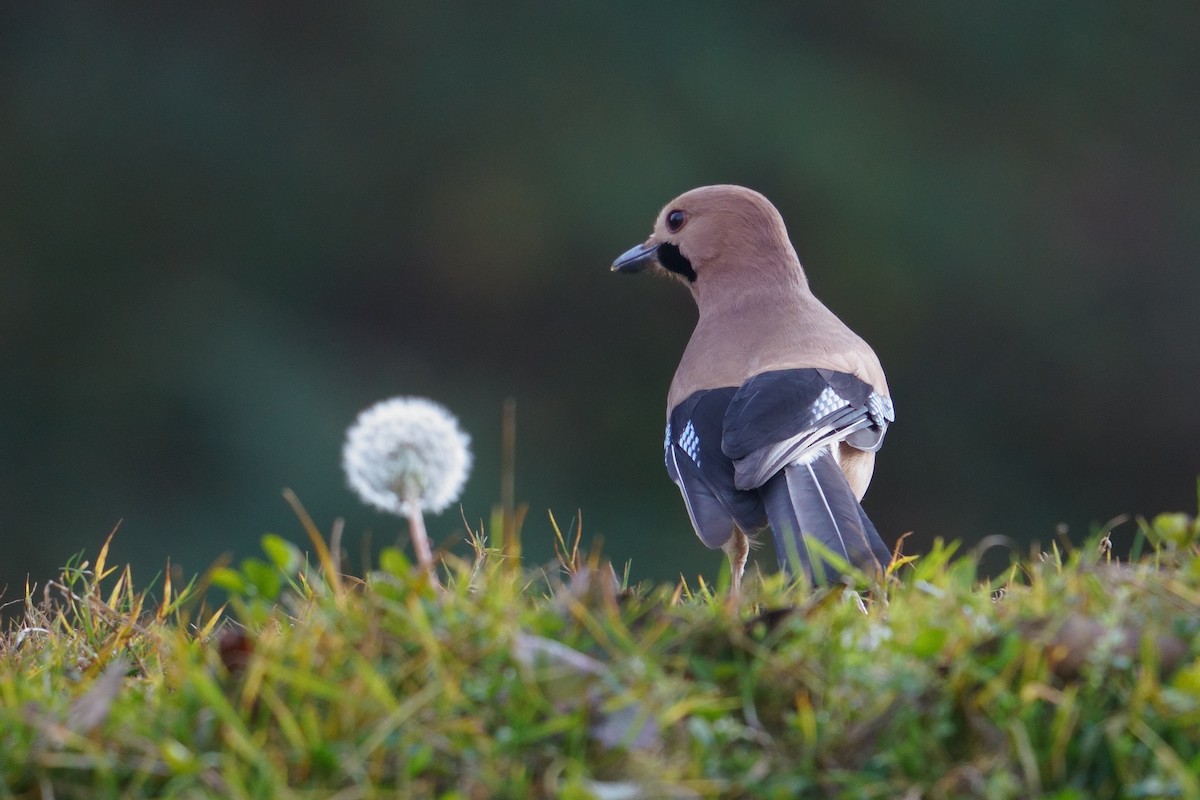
342;396;472;515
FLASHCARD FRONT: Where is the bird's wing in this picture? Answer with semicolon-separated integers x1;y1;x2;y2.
665;445;737;549
722;368;894;491
666;388;768;548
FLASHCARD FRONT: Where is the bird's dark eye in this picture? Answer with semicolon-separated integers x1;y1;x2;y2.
666;209;687;233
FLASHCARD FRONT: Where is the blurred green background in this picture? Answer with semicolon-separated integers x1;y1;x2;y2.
3;3;1199;600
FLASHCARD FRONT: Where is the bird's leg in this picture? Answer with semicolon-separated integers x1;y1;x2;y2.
722;527;750;599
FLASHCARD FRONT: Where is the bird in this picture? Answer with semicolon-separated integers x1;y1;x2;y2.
611;185;894;592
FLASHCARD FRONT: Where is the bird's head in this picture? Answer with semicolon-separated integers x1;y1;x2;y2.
611;185;805;304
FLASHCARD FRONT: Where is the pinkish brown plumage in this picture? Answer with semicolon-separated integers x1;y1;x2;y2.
613;185;894;590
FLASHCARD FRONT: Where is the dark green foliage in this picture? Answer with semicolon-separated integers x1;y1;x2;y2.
5;3;1200;594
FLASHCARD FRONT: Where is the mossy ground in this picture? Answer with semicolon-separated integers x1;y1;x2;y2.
3;507;1200;799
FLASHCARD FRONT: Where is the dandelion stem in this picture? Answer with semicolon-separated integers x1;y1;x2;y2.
406;504;434;573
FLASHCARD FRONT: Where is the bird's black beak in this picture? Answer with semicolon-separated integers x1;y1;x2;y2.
611;240;660;274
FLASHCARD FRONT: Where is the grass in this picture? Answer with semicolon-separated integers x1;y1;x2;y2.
3;504;1200;799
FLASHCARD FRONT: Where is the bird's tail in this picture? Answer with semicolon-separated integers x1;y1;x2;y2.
760;448;891;584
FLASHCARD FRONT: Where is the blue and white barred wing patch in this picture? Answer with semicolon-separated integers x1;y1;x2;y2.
665;388;768;549
722;368;894;491
844;390;895;452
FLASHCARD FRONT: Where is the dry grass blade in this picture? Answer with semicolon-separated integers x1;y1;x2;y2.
282;487;342;595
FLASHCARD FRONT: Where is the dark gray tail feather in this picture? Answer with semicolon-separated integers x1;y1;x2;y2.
760;449;891;584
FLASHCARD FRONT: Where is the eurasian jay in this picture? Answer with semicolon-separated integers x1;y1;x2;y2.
612;185;894;590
